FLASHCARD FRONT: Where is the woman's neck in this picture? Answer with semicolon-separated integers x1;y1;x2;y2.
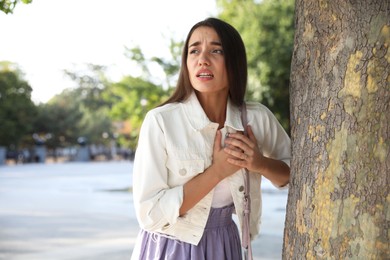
196;91;228;128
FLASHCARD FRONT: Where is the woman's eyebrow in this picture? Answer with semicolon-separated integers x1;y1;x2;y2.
188;41;222;48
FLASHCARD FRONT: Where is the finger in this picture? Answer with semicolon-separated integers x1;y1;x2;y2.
225;136;253;153
226;132;254;148
227;157;247;167
225;144;243;153
224;146;249;160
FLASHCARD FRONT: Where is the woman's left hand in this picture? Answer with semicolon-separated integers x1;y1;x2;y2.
223;125;265;173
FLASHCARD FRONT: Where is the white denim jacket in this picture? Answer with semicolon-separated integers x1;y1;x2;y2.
132;91;291;245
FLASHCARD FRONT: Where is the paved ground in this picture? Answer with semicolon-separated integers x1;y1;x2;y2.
0;161;288;260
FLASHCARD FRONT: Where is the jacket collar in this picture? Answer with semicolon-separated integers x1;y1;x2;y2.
180;91;244;132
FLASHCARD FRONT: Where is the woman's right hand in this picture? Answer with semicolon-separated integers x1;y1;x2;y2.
212;130;242;180
180;130;242;215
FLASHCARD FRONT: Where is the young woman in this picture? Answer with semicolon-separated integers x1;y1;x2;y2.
131;17;291;260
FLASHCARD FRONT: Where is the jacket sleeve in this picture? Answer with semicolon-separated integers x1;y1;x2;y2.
261;105;291;166
249;103;291;188
132;110;183;231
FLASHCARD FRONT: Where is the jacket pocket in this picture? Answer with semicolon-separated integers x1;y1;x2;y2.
166;158;205;183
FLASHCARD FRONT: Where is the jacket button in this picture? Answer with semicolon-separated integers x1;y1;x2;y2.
239;186;244;192
162;223;170;230
179;168;187;176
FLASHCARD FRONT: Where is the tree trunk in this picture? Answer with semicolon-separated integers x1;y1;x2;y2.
284;1;389;259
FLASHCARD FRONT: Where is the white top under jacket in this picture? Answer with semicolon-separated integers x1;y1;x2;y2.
132;91;291;245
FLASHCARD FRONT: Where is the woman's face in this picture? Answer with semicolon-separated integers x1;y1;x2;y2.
186;26;229;96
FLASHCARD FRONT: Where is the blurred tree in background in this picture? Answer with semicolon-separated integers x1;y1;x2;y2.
0;62;37;149
106;75;168;149
34;100;83;149
218;0;295;132
107;45;177;149
62;64;114;147
34;64;114;152
0;0;32;14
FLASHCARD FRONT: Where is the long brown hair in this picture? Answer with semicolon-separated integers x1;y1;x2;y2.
161;17;247;107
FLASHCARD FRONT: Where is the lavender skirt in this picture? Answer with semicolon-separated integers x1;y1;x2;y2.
132;203;242;260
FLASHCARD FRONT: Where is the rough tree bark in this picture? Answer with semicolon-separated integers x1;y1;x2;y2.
284;1;389;259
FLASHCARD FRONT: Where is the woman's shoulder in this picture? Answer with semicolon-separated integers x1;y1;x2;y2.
146;102;181;117
244;101;283;126
245;101;274;116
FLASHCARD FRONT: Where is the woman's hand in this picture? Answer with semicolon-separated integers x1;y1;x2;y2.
224;125;290;186
211;130;242;179
223;125;265;173
180;130;242;215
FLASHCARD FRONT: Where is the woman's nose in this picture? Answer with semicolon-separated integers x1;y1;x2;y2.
198;54;210;66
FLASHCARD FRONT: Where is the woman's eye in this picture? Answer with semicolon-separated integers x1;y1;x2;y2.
212;49;224;54
188;49;223;55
